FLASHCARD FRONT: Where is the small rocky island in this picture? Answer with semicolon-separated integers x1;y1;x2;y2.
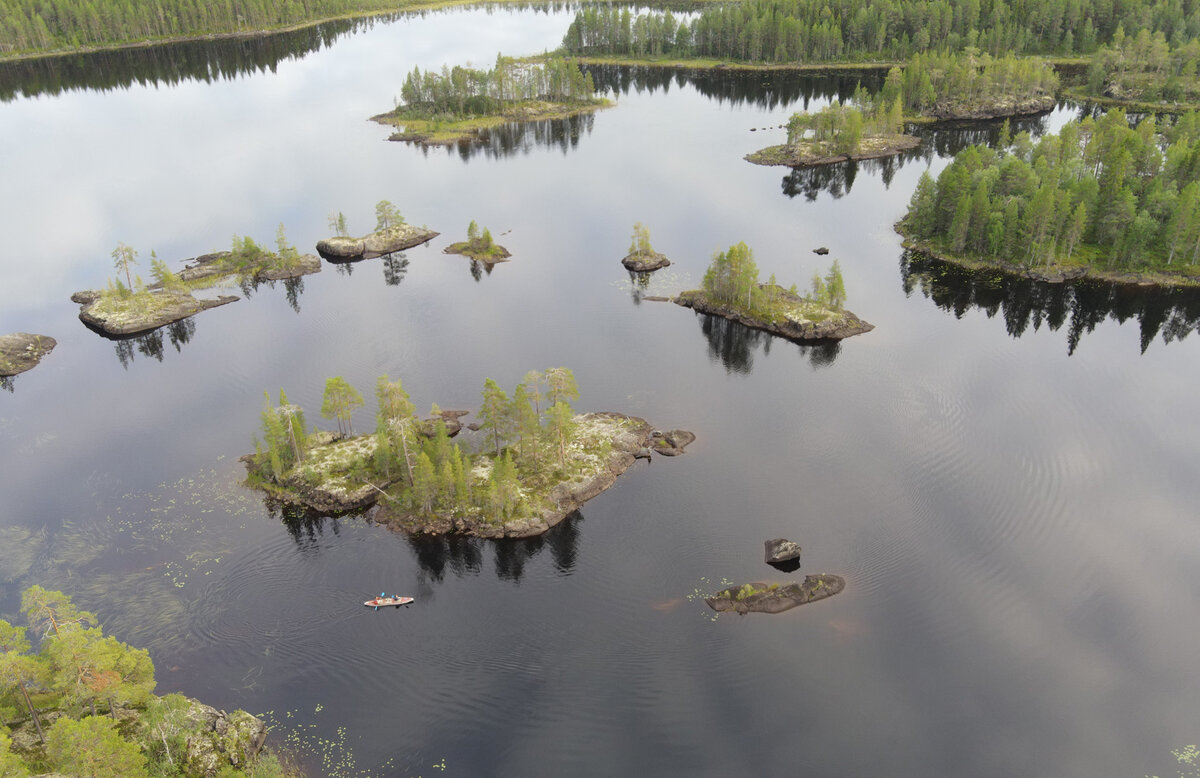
675;243;873;343
373;55;609;146
243;368;692;539
73;233;319;338
0;333;56;377
443;221;511;263
317;202;438;261
706;574;845;614
746;130;920;167
622;222;671;271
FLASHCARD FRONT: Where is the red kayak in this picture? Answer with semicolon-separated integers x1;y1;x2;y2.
364;596;414;608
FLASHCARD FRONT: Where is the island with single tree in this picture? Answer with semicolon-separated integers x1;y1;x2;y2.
316;201;437;261
898;110;1200;287
443;221;511;263
674;243;874;341
1;586;283;777
73;226;319;337
622;222;671;271
0;334;56;377
242;368;693;539
372;56;610;147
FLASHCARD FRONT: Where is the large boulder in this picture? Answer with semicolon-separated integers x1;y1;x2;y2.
764;538;801;565
315;236;366;259
179;701;268;778
622;250;671;272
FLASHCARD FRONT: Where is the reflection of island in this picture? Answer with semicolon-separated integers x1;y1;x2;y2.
0;17;370;102
900;250;1200;354
584;64;885;110
416;112;599;161
699;313;841;373
405;512;582;586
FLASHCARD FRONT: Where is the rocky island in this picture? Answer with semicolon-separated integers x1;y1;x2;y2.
243;369;693;539
373;55;609;147
443;221;511;263
675;243;874;343
317;201;437;261
0;333;56;377
706;575;845;614
622;222;671;271
73;231;319;338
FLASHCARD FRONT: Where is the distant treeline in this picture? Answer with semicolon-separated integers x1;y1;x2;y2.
902;110;1200;269
562;0;1200;63
0;0;563;55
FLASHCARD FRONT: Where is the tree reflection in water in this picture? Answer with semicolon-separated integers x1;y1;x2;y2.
112;317;197;369
698;313;840;373
900;249;1200;354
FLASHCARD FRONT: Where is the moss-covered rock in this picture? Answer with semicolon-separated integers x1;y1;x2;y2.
706;574;844;614
0;333;56;377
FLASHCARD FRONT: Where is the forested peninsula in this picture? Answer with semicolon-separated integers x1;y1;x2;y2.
1;587;281;777
898;110;1200;286
243;369;692;539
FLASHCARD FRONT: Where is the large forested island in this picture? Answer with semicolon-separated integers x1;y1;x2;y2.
372;56;609;146
899;110;1200;286
1;587;280;777
244;369;692;538
674;243;874;341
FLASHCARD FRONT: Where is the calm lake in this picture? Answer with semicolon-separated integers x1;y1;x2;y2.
3;9;1200;776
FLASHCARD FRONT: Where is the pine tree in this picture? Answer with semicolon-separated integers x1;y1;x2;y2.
111;242;137;293
321;377;363;437
479;378;512;456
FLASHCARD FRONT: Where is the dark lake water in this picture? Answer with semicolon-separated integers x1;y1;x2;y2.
3;9;1200;777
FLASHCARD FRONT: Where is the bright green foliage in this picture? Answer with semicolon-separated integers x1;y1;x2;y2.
45;716;148;777
375;200;404;231
702;241;761;311
375;375;416;485
398;56;599;121
22;585;95;639
328;211;349;237
111;242;137;291
511;381;541;464
411;452;437;514
43;625;156;715
479;378;513;457
321;376;363;437
1085;31;1200;104
903;110;1200;269
148;253;184;292
0;732;28;777
257;391;307;479
824;260;846;310
629;222;653;255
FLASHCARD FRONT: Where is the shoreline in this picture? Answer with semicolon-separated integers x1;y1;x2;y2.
674;288;874;342
897;227;1200;289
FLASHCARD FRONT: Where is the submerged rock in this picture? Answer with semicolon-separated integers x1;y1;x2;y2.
764;538;801;565
649;429;695;456
0;333;56;377
706;574;844;615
